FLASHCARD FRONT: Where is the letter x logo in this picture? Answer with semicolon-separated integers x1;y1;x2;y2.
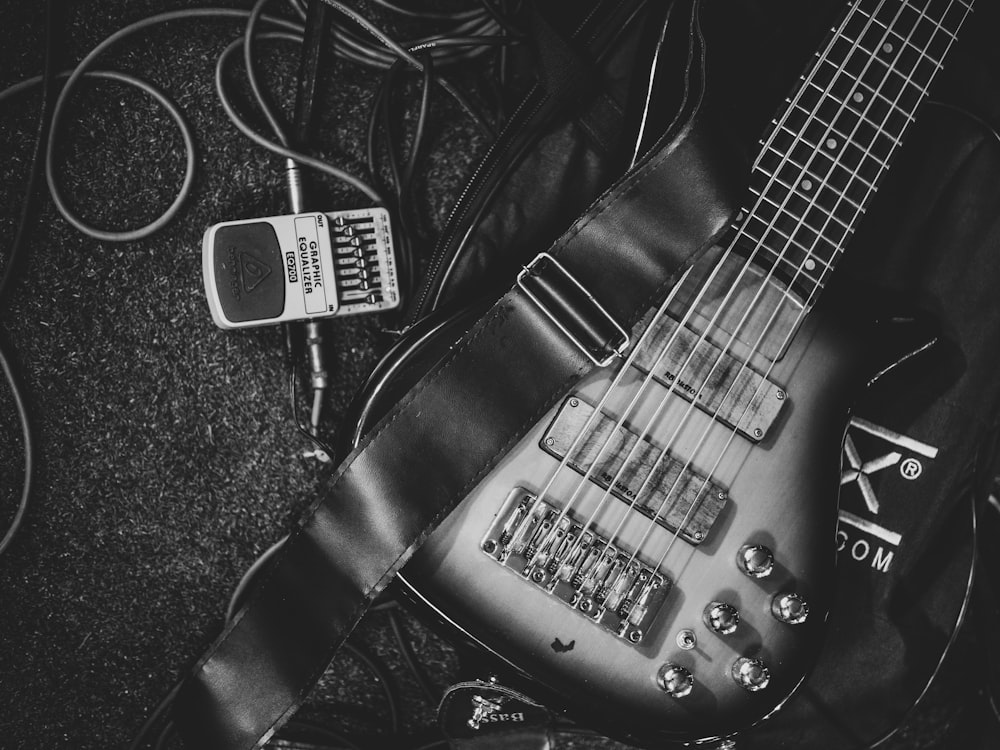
841;418;938;514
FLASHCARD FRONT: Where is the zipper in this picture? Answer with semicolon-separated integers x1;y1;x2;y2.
406;86;548;323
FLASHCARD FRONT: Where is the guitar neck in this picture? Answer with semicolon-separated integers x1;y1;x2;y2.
742;0;973;301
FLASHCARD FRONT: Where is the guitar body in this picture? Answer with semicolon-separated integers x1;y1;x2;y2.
394;286;890;743
383;1;970;740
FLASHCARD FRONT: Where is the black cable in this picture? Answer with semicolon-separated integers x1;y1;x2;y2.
289;366;338;461
319;0;500;139
387;609;440;705
0;8;301;244
1;5;515;244
215;29;387;204
245;0;292;148
402;55;434;194
0;0;56;312
477;0;526;38
0;3;520;745
0;0;53;561
368;0;483;23
0;334;34;560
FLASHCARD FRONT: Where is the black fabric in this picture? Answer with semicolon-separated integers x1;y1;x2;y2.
408;0;668;322
739;100;1000;750
172;102;742;747
391;1;1000;747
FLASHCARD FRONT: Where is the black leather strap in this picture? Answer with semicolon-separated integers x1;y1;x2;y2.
172;58;740;750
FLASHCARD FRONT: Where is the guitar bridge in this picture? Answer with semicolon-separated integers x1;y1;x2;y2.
481;488;671;646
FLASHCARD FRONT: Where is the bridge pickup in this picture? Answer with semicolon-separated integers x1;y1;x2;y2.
631;314;786;441
482;488;671;646
541;398;728;546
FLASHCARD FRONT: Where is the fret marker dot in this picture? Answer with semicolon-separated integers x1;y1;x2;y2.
825;137;838;150
853;91;865;103
805;258;817;271
800;179;813;192
882;42;894;54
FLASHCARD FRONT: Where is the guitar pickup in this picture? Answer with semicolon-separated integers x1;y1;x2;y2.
541;398;728;546
631;314;787;442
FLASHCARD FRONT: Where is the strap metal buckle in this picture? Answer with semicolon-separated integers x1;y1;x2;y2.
516;252;630;367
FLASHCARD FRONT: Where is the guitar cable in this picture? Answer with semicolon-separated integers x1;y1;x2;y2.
86;3;518;748
0;0;518;553
0;0;54;562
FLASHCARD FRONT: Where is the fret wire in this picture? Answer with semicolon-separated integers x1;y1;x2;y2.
749;182;856;236
753;1;966;288
895;30;948;67
803;78;917;126
857;2;959;47
748;0;899;298
788;100;904;150
773;119;896;175
802;0;932;292
740;222;834;278
761;143;879;194
830;43;943;99
846;4;945;64
634;1;970;579
805;0;970;296
919;3;960;40
798;58;923;151
736;239;828;293
743;198;844;251
754;167;865;215
758;142;881;214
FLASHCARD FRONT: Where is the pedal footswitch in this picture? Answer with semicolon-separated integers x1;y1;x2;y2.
203;207;399;329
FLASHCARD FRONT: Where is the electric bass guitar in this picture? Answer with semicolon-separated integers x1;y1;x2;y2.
393;0;974;743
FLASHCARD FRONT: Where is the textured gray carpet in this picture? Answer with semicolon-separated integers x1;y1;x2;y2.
1;1;999;749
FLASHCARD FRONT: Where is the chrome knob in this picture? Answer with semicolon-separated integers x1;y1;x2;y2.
772;592;809;624
731;657;770;692
737;544;774;578
703;601;740;635
656;663;694;698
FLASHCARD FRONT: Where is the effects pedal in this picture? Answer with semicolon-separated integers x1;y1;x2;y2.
203;207;399;329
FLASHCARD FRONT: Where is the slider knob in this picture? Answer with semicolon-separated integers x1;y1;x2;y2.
772;592;809;624
656;663;694;699
737;544;774;579
732;657;770;692
704;601;740;635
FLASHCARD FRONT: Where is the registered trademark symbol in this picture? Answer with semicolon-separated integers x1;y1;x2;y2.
900;458;922;480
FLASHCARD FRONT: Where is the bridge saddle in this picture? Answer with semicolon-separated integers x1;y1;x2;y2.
482;488;671;646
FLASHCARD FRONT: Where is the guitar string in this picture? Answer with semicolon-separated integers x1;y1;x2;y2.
524;0;908;582
620;0;956;575
497;0;721;551
511;0;904;577
510;0;965;597
541;0;962;601
496;13;729;563
643;0;969;578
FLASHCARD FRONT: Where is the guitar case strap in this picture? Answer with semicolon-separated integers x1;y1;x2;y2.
171;24;741;750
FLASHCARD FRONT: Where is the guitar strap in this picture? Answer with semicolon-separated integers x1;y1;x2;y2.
172;51;741;750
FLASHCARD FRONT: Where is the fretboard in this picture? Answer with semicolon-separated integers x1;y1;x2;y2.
739;0;973;301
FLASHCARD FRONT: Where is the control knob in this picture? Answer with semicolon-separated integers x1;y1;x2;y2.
772;592;809;624
656;663;694;698
737;544;774;578
703;601;740;635
731;657;770;692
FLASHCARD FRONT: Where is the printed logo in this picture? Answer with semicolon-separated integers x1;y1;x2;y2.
239;251;272;293
837;417;938;574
